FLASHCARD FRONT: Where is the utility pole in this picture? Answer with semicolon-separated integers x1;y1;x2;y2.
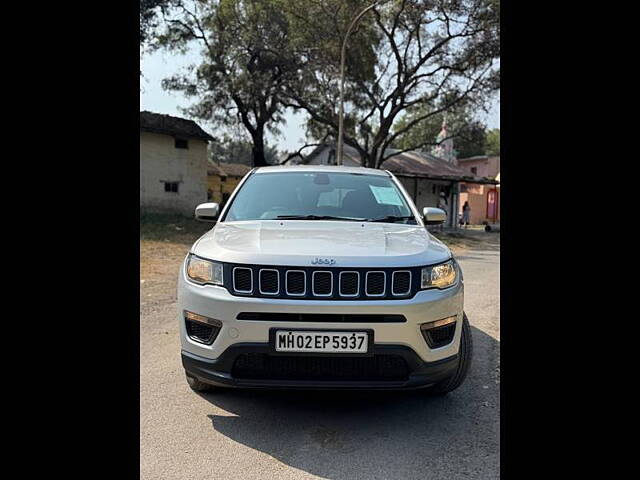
336;1;380;166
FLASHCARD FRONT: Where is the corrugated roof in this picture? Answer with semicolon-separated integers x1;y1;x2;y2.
304;144;498;184
140;111;214;142
381;148;468;178
458;154;500;163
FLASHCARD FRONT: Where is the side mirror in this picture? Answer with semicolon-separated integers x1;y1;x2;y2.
423;207;446;225
195;202;220;222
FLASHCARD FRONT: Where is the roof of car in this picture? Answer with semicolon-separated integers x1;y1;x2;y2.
253;165;390;176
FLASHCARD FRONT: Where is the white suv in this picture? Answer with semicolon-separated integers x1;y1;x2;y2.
178;165;472;394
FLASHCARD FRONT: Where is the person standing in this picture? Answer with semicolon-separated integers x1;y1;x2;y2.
462;201;471;228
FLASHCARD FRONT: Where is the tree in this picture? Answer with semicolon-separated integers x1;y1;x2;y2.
209;135;279;166
486;127;500;155
455;121;487;158
152;0;302;167
391;101;487;159
283;0;500;168
140;0;173;46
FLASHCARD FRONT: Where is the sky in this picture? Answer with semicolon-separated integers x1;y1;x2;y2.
140;48;500;152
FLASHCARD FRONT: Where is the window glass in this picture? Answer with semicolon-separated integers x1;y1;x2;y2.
224;171;415;223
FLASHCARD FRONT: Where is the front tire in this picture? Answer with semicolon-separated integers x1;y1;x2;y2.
185;372;215;393
427;313;473;395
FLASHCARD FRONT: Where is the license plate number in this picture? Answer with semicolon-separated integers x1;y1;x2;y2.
274;330;369;353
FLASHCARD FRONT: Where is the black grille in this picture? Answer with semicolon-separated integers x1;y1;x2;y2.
233;268;252;292
366;272;385;296
232;354;409;381
259;269;279;294
392;271;411;295
185;320;220;345
422;323;456;348
286;271;306;295
340;272;359;296
313;271;332;296
222;263;426;300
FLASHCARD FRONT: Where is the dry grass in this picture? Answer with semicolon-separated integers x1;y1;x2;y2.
140;214;212;308
432;229;500;255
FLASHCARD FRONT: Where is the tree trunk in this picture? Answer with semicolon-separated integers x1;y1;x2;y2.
251;129;268;167
361;151;376;168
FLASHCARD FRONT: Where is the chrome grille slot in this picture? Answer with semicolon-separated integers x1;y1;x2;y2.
339;271;359;297
392;271;411;296
286;270;306;296
312;271;333;296
233;267;253;293
259;269;279;295
365;271;386;296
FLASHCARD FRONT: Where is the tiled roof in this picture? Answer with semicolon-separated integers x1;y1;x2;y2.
140;111;214;142
207;161;252;177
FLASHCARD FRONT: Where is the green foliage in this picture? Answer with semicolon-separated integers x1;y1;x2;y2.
392;101;488;159
148;0;499;169
284;0;500;168
486;128;500;156
153;0;301;166
455;121;487;158
209;135;279;166
140;0;173;46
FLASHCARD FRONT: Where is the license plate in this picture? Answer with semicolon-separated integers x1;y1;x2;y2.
274;330;369;353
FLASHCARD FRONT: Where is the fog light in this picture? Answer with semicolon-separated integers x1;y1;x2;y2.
184;311;222;345
420;316;457;348
185;311;211;324
420;316;457;330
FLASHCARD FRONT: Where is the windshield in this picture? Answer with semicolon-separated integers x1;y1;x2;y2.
223;171;417;224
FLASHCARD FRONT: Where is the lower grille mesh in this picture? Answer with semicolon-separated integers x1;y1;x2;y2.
232;354;409;381
185;320;220;345
422;323;456;348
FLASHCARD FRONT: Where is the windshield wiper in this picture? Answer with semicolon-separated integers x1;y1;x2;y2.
366;215;416;223
275;215;366;221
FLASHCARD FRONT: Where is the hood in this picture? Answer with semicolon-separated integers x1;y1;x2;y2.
191;220;451;268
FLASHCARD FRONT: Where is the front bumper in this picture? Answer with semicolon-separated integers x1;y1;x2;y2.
178;264;464;388
182;345;459;390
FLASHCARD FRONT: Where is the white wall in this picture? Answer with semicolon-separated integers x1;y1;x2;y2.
140;131;208;216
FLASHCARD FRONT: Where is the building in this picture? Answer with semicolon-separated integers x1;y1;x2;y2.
457;155;500;224
207;162;252;208
140;111;214;216
286;143;497;229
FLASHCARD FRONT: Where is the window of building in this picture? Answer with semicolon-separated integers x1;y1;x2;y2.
164;182;179;193
471;167;477;175
175;138;189;149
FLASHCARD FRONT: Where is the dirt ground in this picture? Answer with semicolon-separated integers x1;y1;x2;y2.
140;215;211;312
140;216;500;479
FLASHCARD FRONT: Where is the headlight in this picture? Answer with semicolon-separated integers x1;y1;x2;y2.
186;254;224;286
421;259;457;289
